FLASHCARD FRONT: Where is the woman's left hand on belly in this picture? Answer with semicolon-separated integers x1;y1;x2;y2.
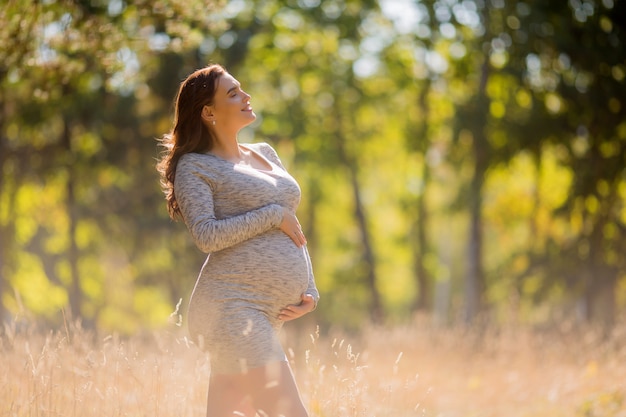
279;208;307;247
277;293;316;321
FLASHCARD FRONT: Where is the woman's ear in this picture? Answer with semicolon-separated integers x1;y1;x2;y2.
201;105;214;123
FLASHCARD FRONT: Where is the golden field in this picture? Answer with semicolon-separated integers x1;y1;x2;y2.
1;318;625;417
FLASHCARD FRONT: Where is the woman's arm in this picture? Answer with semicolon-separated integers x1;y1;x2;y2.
174;158;283;253
303;245;319;306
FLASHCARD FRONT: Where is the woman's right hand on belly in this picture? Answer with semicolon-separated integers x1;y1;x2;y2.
279;207;307;247
278;293;316;321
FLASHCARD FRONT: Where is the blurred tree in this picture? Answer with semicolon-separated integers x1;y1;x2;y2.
431;0;496;323
380;1;436;314
0;0;228;328
0;0;41;323
515;0;626;326
1;0;625;331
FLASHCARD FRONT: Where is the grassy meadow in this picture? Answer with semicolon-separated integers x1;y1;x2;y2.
1;318;625;417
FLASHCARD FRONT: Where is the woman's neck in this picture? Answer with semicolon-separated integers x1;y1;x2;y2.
210;135;243;162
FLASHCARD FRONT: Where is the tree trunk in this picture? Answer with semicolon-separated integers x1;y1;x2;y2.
61;116;82;320
0;108;7;323
0;68;14;323
335;131;383;324
465;174;485;323
412;172;431;311
464;52;490;324
587;273;616;331
411;81;432;312
585;191;617;330
348;166;383;323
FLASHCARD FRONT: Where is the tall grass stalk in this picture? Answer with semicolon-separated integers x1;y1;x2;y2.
1;319;625;416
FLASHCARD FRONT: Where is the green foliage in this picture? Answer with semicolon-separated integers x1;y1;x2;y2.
0;0;625;331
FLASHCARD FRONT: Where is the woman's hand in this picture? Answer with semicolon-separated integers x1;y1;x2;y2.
278;293;316;321
279;208;307;247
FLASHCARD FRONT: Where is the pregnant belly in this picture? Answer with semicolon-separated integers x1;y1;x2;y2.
203;229;310;306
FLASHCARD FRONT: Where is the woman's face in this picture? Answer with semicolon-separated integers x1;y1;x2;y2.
206;72;256;130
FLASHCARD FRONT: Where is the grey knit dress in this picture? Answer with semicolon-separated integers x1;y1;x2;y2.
174;142;319;375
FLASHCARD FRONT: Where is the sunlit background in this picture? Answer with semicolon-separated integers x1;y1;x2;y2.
1;0;625;415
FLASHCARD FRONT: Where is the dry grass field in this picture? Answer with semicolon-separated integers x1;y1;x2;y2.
1;318;625;417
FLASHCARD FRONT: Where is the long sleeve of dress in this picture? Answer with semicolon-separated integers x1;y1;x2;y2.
303;244;320;304
174;155;284;254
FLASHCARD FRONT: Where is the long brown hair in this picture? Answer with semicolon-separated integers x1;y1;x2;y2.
156;64;226;220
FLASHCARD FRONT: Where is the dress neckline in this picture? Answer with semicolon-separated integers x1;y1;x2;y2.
239;143;277;173
205;143;277;173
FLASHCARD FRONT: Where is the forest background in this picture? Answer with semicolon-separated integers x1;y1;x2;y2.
1;0;625;336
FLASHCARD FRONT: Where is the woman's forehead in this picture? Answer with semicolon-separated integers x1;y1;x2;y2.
217;73;239;91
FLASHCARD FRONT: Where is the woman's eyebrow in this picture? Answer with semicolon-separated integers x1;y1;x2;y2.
226;83;241;95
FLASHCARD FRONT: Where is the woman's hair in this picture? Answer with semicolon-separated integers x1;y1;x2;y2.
156;64;226;220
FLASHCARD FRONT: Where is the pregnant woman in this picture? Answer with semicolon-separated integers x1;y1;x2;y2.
157;64;319;417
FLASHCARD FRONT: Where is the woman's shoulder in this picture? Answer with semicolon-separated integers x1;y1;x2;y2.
178;151;220;167
179;151;211;162
176;152;222;177
174;153;223;194
246;142;282;165
245;141;274;154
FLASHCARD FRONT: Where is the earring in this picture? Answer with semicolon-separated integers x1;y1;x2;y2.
212;120;216;126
